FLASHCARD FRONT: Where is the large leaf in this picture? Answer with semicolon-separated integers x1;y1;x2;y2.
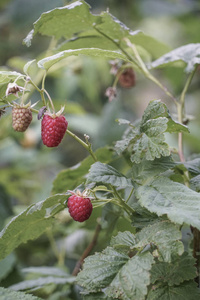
0;71;23;84
87;162;133;188
151;43;200;73
115;100;188;164
0;287;41;300
147;281;200;300
77;247;154;300
77;247;129;292
52;147;113;194
105;252;154;300
134;221;183;262
136;176;200;230
24;0;169;60
37;48;129;70
0;194;67;261
24;1;100;46
111;221;183;262
131;156;176;184
150;253;196;286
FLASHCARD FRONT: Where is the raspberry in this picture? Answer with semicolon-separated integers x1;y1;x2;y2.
118;68;136;88
67;194;93;222
12;106;32;132
41;114;68;147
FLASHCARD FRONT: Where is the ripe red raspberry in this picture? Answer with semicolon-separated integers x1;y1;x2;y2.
41;114;68;147
118;68;136;88
12;106;32;132
67;193;93;222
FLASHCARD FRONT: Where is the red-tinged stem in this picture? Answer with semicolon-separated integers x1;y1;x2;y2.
72;223;101;276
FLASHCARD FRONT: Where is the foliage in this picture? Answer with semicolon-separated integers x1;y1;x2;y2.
0;0;200;299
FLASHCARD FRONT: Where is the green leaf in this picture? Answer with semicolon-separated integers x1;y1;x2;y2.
190;175;200;192
150;253;196;286
132;117;170;163
128;32;170;59
77;247;129;292
0;71;23;84
58;34;118;52
24;0;169;61
111;222;183;262
110;231;136;251
0;194;67;261
0;287;42;300
115;100;188;164
87;162;133;188
132;156;176;184
23;59;36;75
136;176;200;230
0;253;16;281
182;158;200;175
105;252;154;300
95;11;169;59
147;281;200;300
134;221;183;262
77;246;154;300
151;43;200;73
22;267;68;277
52;147;113;194
10;276;75;291
140;100;188;134
83;292;112;300
24;1;100;46
38;48;129;70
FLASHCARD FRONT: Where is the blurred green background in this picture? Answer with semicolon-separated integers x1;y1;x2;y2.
0;0;200;298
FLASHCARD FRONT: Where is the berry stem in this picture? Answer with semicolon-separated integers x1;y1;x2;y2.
112;186;135;216
66;129;98;162
66;129;134;216
125;187;134;204
43;89;55;114
177;66;197;162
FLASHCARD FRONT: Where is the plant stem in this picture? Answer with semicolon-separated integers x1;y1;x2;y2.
93;25;141;69
46;228;65;266
66;129;134;216
72;223;101;276
177;67;197;162
44;89;55;114
124;38;177;104
66;129;98;162
112;186;135;216
125;187;134;203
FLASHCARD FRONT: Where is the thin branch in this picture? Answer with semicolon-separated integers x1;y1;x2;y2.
72;223;101;276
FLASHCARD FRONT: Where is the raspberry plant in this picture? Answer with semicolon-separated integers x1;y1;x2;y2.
0;1;200;299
